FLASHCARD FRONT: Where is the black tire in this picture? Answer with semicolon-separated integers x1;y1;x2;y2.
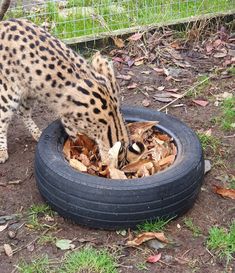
34;107;204;230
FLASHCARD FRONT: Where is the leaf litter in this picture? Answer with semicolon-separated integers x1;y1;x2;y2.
63;121;177;179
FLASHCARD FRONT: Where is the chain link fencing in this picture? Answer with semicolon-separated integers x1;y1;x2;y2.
7;0;235;43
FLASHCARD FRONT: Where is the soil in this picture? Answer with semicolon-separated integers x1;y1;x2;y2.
0;27;235;273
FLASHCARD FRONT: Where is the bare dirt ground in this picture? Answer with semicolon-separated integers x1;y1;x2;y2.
0;25;235;273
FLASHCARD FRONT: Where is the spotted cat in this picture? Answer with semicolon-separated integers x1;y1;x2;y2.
0;19;144;165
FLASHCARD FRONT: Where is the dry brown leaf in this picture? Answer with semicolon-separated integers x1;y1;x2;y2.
158;155;175;166
212;185;235;199
116;74;132;81
142;99;151;107
113;37;125;48
128;33;142;41
63;139;71;159
69;159;87;172
109;167;127;179
108;141;121;168
127;232;168;247
4;244;13;257
79;154;90;167
0;223;8;232
128;121;158;138
122;159;152;173
193;100;209;107
147;253;162;263
127;83;138;89
76;134;96;151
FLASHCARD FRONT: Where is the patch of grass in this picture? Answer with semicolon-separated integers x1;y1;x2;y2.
184;217;202;237
207;221;235;264
17;256;51;273
186;75;210;98
17;247;117;273
228;176;235;190
38;234;57;245
137;217;172;232
59;247;118;273
227;66;235;76
6;0;234;40
136;262;149;271
197;132;220;155
27;204;54;230
221;97;235;131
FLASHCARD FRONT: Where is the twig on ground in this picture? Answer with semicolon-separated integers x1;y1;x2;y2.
12;228;50;255
223;134;235;139
158;76;211;111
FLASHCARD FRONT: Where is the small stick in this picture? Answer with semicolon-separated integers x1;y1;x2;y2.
158;76;211;111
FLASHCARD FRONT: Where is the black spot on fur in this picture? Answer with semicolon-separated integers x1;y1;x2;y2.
14;35;20;41
45;74;52;81
36;69;42;75
10;25;17;31
84;79;94;88
1;95;7;103
77;86;90;95
57;72;65;80
48;64;55;69
93;108;101;114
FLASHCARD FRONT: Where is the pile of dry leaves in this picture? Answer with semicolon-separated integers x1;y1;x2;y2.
63;121;177;179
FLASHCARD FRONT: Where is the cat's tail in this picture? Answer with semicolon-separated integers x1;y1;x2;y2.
0;0;11;21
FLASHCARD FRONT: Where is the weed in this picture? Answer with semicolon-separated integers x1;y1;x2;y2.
186;75;210;98
137;217;172;232
197;132;220;155
207;221;235;264
136;262;149;271
59;247;118;273
221;97;235;131
17;247;117;273
17;256;52;273
184;217;202;237
38;234;57;245
228;175;235;190
227;66;235;76
27;204;54;230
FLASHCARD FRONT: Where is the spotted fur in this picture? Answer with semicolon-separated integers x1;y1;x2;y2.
0;19;143;165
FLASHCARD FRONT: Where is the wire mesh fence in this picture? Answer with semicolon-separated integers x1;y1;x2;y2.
6;0;235;43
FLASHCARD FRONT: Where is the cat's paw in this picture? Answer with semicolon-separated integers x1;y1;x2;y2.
0;149;9;163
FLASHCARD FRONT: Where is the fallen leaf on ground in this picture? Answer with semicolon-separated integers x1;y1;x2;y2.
0;223;8;232
4;244;13;257
122;159;152;173
142;99;151;107
128;121;158;140
108;141;121;168
69;159;87;172
204;160;211;174
192;100;209;107
116;74;132;81
109;167;127;179
147;253;162;263
127;232;168;247
27;243;35;252
158;155;175;166
153;96;173;103
128;33;142;41
63;139;71;159
212;185;235;199
157;86;165;91
214;51;227;58
127;83;138;89
56;239;75;250
113;37;125;48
